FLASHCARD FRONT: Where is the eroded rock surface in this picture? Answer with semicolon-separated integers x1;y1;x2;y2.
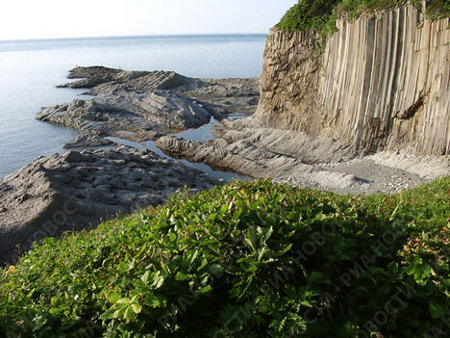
60;66;150;89
0;146;219;264
156;125;449;194
179;77;260;115
63;133;114;148
38;66;259;141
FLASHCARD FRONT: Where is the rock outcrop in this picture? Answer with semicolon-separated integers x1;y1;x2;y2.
0;146;219;265
39;67;259;141
251;5;449;155
60;66;150;89
37;91;212;141
156;127;448;195
63;134;114;148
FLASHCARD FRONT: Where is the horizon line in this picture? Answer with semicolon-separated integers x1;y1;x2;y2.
0;32;268;43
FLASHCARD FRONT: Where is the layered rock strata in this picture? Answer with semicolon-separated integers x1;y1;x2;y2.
38;67;259;141
63;134;114;149
156;127;447;194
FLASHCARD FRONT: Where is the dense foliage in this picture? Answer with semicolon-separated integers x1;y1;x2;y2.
1;178;449;337
276;0;340;35
277;0;450;34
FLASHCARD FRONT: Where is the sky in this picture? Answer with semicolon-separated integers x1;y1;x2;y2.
0;0;298;41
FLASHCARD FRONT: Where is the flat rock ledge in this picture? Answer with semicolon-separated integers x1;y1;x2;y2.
38;66;259;142
0;146;219;265
63;133;114;148
156;126;450;195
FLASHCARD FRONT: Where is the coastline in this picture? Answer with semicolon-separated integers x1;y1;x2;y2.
2;2;449;335
0;65;449;265
0;34;267;179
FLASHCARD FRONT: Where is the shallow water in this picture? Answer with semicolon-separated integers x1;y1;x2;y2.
106;114;249;182
0;35;265;178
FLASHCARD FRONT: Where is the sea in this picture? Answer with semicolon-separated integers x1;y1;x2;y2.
0;34;266;179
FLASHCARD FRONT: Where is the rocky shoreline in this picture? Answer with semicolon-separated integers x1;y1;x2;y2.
156;126;449;194
38;66;259;142
1;65;449;265
1;66;260;264
0;146;220;264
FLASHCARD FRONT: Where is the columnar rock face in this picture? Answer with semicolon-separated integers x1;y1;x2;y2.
253;5;449;155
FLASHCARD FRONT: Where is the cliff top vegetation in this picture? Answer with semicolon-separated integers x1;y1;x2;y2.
1;178;449;336
277;0;450;34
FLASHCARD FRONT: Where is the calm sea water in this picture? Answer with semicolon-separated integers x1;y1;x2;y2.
0;35;266;178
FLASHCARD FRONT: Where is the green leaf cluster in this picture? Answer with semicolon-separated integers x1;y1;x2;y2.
277;0;450;35
0;177;449;337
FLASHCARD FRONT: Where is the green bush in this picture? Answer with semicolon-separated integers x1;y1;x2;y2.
426;0;450;19
1;178;449;337
278;0;340;31
277;0;341;34
277;0;450;34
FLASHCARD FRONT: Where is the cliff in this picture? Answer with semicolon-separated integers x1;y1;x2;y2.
252;5;449;155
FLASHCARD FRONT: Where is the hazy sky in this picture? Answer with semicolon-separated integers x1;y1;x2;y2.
0;0;298;40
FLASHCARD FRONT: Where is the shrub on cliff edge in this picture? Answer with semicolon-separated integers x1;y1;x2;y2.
277;0;450;34
0;178;449;337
